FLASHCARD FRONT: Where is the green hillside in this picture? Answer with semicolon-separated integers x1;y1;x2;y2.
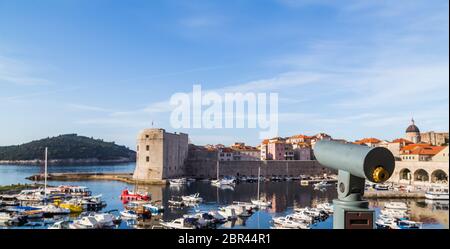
0;134;135;161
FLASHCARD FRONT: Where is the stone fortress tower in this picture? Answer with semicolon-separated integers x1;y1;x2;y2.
133;128;188;183
405;118;421;143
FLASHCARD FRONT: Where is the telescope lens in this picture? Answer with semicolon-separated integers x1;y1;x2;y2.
372;166;389;183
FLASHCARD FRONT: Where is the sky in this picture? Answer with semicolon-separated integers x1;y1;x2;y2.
0;0;448;149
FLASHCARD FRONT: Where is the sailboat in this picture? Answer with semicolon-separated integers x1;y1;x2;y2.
211;161;236;188
251;167;271;208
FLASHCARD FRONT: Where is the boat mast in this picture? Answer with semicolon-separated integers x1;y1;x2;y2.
257;166;261;207
44;147;48;202
216;160;219;180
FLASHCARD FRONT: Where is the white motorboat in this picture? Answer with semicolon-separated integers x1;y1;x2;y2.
211;178;236;187
58;185;92;197
316;203;333;214
143;203;164;214
183;213;216;228
91;213;117;228
218;206;238;220
70;216;101;229
120;210;139;219
425;186;449;200
34;204;71;215
207;210;227;223
232;201;257;212
384;201;408;210
181;193;203;203
168;199;185;207
169;178;187;185
272;216;309;229
0;195;20;206
313;180;332;188
224;205;252;217
16;189;46;202
0;212;24;225
48;220;72;229
380;209;408;219
290;212;314;223
374;184;390;191
160;218;196;229
375;217;398;229
251;199;272;208
397;218;423;229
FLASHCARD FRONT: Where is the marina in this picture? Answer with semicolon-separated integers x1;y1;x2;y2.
0;163;448;229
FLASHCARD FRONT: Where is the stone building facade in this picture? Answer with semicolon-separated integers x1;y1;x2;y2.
420;131;449;146
132;128;188;182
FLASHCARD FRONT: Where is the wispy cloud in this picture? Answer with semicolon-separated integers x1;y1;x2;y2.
0;87;81;103
180;15;226;28
0;55;52;86
67;104;114;113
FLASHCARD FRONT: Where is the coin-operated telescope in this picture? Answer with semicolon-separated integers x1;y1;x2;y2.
314;140;395;229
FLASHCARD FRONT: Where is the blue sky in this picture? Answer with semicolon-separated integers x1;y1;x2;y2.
0;0;448;149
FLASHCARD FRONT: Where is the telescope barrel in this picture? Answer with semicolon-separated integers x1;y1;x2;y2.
314;140;395;183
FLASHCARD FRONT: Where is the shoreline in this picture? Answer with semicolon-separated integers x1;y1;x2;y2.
25;173;428;198
26;172;166;185
0;159;136;166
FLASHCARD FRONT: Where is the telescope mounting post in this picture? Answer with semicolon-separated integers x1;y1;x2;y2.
333;170;374;229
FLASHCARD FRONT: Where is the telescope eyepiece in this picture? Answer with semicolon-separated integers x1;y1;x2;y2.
372;166;389;183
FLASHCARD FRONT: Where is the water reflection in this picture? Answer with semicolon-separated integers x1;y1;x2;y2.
0;164;448;229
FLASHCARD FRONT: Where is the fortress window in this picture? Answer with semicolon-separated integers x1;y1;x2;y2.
146;135;149;138
146;156;149;162
146;145;150;151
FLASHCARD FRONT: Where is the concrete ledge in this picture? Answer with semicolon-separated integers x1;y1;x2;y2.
365;190;425;199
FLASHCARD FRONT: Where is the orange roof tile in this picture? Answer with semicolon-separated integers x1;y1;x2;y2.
355;138;381;144
400;143;431;152
391;138;413;144
406;146;445;155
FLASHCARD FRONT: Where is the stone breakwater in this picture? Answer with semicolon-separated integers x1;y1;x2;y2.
0;157;135;165
26;172;166;185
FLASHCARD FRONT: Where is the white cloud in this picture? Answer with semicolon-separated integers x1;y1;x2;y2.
0;55;51;86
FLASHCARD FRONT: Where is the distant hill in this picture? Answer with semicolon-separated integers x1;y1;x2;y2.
0;134;136;165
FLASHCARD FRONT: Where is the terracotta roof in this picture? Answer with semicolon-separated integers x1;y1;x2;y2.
392;138;413;144
289;134;311;139
354;138;381;144
261;139;269;145
400;143;431;152
406;146;445;156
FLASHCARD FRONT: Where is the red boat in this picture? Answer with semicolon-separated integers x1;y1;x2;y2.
120;189;151;203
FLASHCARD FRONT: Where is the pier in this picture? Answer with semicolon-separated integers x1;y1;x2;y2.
365;190;425;199
26;172;167;185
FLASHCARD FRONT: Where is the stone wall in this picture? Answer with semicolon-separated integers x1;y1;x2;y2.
185;159;336;179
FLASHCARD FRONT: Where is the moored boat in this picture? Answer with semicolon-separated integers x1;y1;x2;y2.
181;193;203;203
425;186;449;200
384;201;408;210
120;189;151;202
160;218;197;229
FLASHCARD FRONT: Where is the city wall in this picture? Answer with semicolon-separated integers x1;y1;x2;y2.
185;160;336;179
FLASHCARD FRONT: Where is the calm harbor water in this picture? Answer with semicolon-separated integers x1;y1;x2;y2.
0;163;448;229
